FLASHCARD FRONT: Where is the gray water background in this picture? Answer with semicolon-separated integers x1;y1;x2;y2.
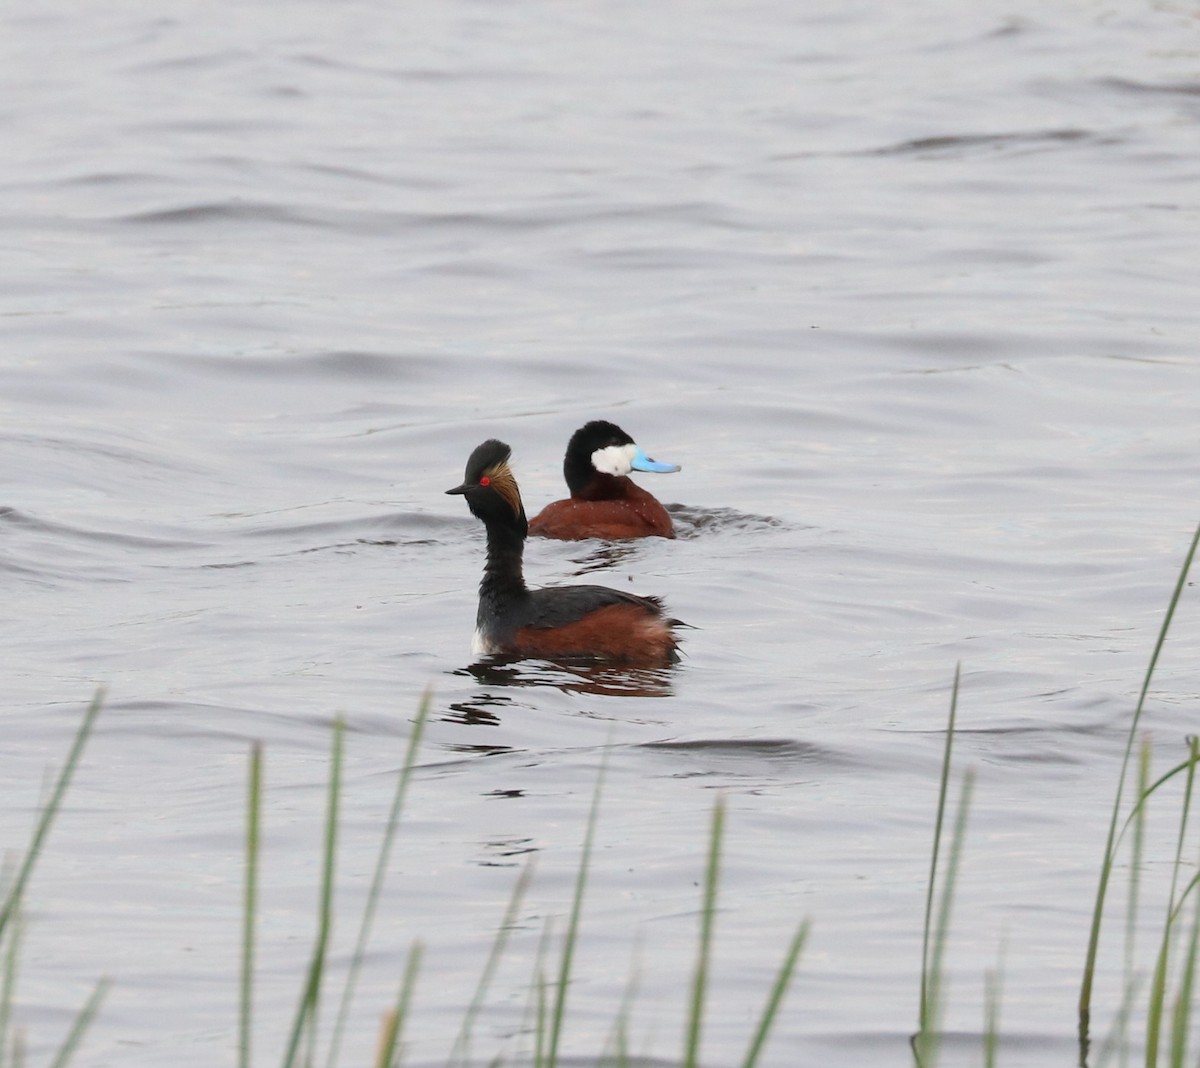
3;1;1200;1064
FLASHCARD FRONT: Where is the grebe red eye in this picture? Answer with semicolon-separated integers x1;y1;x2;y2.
480;475;491;487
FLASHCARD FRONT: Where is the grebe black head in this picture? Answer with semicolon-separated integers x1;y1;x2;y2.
445;438;528;537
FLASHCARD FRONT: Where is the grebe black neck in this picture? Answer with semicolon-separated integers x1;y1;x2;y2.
446;438;530;605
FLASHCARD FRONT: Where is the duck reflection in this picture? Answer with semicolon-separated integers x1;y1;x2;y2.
465;655;674;696
445;693;508;727
477;835;537;868
444;655;675;724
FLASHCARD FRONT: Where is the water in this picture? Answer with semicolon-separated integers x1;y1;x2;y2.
3;0;1199;1064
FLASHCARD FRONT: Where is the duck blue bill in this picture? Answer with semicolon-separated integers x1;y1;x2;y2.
631;446;681;473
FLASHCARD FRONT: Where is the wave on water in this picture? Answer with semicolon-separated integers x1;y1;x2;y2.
194;509;450;570
229;508;445;542
115;196;742;237
0;505;212;584
862;127;1105;159
641;735;848;766
1099;76;1200;98
534;506;790;580
171;348;443;382
669;504;789;538
0;502;452;580
118;200;385;232
0;506;206;551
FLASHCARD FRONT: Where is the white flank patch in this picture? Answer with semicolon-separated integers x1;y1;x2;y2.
590;442;638;476
472;626;498;655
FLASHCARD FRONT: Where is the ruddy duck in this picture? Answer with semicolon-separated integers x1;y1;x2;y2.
528;420;680;540
447;439;682;666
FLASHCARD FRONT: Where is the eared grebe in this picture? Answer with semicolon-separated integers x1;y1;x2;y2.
447;439;682;666
528;420;680;540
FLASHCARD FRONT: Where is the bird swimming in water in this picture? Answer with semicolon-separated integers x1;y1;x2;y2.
447;439;682;666
528;420;680;540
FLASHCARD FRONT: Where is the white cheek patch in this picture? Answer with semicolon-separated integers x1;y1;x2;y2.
590;442;638;476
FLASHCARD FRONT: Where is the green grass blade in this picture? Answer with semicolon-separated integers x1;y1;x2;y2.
46;977;111;1068
241;741;263;1068
599;936;642;1068
683;795;725;1068
740;919;809;1068
1167;862;1199;1067
1095;975;1145;1068
915;768;974;1068
983;946;1005;1068
920;664;960;1033
1148;736;1200;1068
0;690;104;938
1147;929;1170;1063
1168;940;1197;1068
449;862;534;1067
1080;521;1200;1049
280;717;344;1068
546;758;607;1068
1156;734;1195;1065
0;905;23;1067
1119;744;1151;1068
326;693;430;1068
519;918;554;1068
1114;752;1200;858
1126;743;1151;985
533;967;548;1068
373;1011;399;1068
1165;873;1200;927
374;941;422;1068
1167;737;1198;917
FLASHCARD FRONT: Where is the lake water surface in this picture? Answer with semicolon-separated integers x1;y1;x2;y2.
3;1;1200;1065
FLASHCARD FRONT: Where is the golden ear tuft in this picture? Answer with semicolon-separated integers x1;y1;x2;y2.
487;462;523;517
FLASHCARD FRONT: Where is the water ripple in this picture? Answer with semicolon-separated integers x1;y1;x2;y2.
864;127;1105;158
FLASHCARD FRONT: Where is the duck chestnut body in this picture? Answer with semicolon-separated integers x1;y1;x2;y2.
447;439;681;666
528;420;680;540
